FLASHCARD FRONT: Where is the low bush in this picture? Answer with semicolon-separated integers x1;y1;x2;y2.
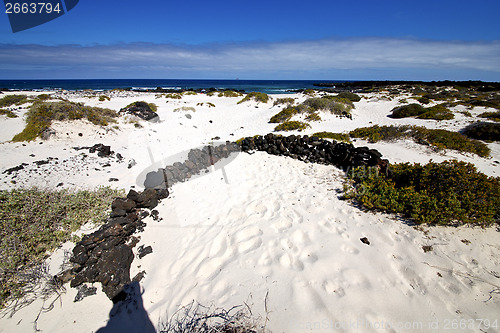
173;106;196;112
36;94;51;101
273;97;295;106
349;125;490;157
390;103;426;118
346;160;500;226
99;95;111;102
274;120;310;131
237;92;270;104
336;92;361;102
183;91;198;96
417;104;454;120
305;112;321;122
303;89;316;96
462;122;500;142
0;94;29;108
126;101;157;112
0;187;122;308
269;107;298;123
12;101;118;142
165;93;183;99
218;90;242;98
0;108;18;118
479;111;500;122
312;131;351;143
303;97;352;116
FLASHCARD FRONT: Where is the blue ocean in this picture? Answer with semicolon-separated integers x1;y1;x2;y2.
0;79;346;94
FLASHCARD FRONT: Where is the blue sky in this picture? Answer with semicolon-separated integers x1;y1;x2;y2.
1;0;499;80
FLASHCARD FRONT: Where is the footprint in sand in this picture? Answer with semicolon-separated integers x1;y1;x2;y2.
340;243;360;255
232;225;263;254
245;200;268;216
271;216;293;233
279;252;305;271
323;280;346;298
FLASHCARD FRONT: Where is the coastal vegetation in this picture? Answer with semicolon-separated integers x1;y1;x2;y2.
479;111;500;122
164;93;183;99
269;107;298;123
0;108;18;118
312;131;352;143
173;106;196;112
218;90;242;98
273;97;295;106
99;95;111;102
336;92;361;102
0;94;29;108
350;125;490;157
237;92;270;104
344;160;500;226
0;186;122;309
462;122;500;142
390;103;454;120
269;96;354;124
126;101;158;112
305;112;321;122
12;101;118;142
274;120;310;131
303;96;353;116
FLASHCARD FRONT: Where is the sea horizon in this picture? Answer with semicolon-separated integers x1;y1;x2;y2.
0;79;353;94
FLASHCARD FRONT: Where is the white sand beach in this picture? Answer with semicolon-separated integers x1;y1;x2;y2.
0;90;499;333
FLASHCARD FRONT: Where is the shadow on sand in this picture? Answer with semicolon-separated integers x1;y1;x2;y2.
96;282;156;333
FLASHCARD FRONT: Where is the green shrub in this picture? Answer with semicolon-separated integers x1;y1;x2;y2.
12;101;117;141
336;92;361;102
173;106;196;112
390;103;426;118
303;89;316;96
36;94;51;101
269;107;298;123
462;122;500;142
346;160;500;226
0;109;17;118
274;120;310;132
349;125;490;157
0;187;123;308
273;97;295;106
99;95;111;102
479;111;500;122
126;101;157;112
0;94;29;108
417;104;454;120
165;93;183;99
218;90;242;97
349;125;410;143
303;97;352;116
417;96;431;104
313;131;352;143
183;91;198;96
207;102;216;108
237;92;270;104
305;112;321;122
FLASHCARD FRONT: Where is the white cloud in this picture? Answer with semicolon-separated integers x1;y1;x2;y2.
0;38;499;79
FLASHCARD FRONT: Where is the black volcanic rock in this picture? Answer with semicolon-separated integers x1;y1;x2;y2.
120;101;159;122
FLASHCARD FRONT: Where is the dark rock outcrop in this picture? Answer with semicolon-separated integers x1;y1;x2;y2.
70;188;168;302
238;133;389;175
143;141;241;189
119;102;159;122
